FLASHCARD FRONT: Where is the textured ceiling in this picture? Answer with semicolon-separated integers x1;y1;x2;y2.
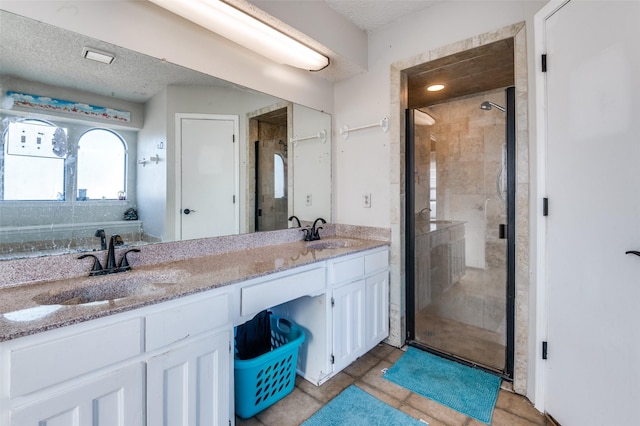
0;11;244;104
325;0;440;32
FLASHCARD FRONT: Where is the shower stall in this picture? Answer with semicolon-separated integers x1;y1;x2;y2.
406;87;515;378
249;107;289;233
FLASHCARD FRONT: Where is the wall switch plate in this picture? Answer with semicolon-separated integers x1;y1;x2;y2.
306;194;312;206
363;193;372;208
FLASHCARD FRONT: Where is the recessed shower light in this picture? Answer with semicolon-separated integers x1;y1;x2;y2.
427;84;445;92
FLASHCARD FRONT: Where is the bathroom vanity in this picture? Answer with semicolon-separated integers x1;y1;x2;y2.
0;230;389;425
414;219;466;310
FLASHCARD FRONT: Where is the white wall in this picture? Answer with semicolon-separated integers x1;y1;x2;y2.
137;89;168;241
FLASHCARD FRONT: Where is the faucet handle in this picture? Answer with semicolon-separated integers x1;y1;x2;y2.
301;228;312;241
78;254;104;276
313;226;323;240
119;249;141;270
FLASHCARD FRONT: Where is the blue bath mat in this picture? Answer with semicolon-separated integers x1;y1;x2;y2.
302;385;425;426
383;347;500;424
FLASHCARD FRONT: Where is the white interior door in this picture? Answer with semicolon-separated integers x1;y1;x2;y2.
178;115;238;240
544;1;640;424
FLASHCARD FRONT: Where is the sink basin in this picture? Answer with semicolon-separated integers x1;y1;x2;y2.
33;269;188;306
306;240;353;250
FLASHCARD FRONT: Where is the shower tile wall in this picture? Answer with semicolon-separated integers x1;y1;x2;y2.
430;90;506;270
255;121;288;232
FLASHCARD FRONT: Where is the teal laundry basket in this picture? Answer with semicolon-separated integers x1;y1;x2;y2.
234;316;305;419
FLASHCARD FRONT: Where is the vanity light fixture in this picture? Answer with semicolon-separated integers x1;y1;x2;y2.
82;47;116;65
427;84;445;92
148;0;330;71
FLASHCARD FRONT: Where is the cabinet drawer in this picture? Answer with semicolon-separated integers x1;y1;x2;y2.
365;249;389;274
10;318;142;398
146;292;230;352
329;256;365;285
241;267;325;317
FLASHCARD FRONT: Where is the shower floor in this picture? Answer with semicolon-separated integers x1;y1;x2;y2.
414;267;507;371
414;312;506;370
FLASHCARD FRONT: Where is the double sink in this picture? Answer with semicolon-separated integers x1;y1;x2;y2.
31;238;354;307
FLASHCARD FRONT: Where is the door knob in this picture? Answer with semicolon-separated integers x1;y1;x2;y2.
183;208;196;215
625;251;640;257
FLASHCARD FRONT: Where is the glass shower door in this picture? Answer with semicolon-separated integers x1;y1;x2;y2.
407;88;515;375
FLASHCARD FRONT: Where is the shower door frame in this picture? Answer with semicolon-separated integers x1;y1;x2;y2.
405;87;516;380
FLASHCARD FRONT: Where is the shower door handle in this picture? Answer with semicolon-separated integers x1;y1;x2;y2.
499;224;507;239
625;251;640;257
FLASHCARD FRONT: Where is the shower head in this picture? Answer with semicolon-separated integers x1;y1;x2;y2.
480;101;506;112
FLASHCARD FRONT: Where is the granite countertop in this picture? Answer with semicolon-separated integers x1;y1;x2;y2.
0;235;389;342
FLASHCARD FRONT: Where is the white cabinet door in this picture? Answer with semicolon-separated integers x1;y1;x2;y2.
365;270;389;351
10;362;144;426
147;330;231;426
332;280;365;372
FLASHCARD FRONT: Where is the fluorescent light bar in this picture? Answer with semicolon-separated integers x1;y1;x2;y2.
82;47;116;64
148;0;329;71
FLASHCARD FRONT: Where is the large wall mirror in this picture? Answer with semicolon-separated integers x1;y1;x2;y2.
0;10;332;260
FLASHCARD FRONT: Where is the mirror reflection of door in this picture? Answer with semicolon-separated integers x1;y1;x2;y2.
255;139;288;232
178;114;239;240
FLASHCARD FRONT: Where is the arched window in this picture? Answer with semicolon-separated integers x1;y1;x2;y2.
77;129;126;200
274;153;286;199
1;119;66;200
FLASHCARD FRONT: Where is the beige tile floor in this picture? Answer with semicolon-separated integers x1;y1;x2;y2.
415;313;506;370
236;343;550;426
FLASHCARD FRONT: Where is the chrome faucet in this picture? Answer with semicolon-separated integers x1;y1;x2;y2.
78;234;140;276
